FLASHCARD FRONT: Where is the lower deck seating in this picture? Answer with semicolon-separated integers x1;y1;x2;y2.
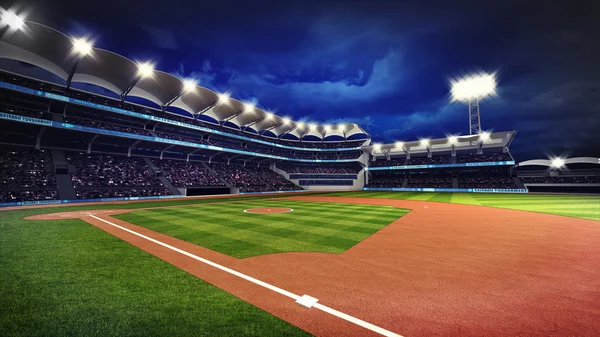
0;146;58;202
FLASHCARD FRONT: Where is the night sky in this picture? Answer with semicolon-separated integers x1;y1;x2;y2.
2;0;599;160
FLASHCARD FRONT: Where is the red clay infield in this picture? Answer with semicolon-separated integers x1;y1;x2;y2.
24;196;600;336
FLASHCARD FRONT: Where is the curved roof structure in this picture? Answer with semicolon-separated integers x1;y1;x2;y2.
367;131;516;156
518;157;600;167
0;20;370;142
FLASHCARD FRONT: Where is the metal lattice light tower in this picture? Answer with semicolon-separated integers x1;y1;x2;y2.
468;97;481;134
450;72;497;135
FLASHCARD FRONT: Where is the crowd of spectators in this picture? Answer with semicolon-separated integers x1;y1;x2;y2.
69;153;162;188
339;151;362;159
0;189;58;203
243;166;300;191
0;147;58;202
64;116;151;136
521;176;599;184
75;188;170;199
278;163;361;174
156;159;224;187
407;156;450;165
206;163;264;187
369;158;406;167
367;171;405;188
68;153;170;198
456;153;513;163
154;131;208;144
406;174;452;188
458;176;516;189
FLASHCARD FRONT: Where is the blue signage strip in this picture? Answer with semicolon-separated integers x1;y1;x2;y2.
238;190;310;195
366;161;516;171
363;187;528;193
0;194;183;207
0;81;363;152
0;190;312;207
0;112;358;163
289;174;357;180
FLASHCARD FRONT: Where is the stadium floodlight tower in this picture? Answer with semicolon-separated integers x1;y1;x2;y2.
450;72;497;135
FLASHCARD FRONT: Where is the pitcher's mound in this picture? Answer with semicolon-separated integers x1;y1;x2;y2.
244;207;294;214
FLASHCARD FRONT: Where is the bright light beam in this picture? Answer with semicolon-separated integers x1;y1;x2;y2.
1;10;25;30
550;156;566;169
137;62;155;78
447;135;459;145
72;38;93;56
183;79;197;93
450;72;497;102
243;102;255;112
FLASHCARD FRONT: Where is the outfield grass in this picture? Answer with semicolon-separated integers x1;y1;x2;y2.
319;191;600;221
0;207;311;337
2;191;598;336
115;200;409;258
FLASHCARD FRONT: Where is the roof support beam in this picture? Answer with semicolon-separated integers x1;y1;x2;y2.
195;101;218;119
221;109;244;124
65;59;82;90
162;92;185;112
121;77;142;102
278;125;298;139
243;116;267;130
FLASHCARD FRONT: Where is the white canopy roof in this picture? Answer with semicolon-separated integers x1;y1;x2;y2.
0;21;370;142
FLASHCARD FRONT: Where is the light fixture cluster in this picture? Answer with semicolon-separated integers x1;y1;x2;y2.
2;12;354;136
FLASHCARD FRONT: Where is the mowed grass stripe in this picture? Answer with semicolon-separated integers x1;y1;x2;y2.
128;208;403;244
149;207;398;228
115;201;408;258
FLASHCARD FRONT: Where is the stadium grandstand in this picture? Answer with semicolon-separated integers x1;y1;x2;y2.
0;20;598;206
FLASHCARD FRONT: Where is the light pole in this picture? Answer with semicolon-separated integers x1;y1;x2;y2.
450;72;497;135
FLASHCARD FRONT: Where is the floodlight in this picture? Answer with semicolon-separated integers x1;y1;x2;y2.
324;125;331;131
182;79;197;93
550;156;566;169
72;38;93;56
395;141;404;148
243;102;255;112
217;92;230;104
296;122;305;128
337;124;346;131
447;135;458;145
450;73;496;102
265;112;274;119
479;131;491;142
308;123;316;130
373;143;382;150
420;138;430;147
1;10;25;30
282;117;291;125
137;62;154;78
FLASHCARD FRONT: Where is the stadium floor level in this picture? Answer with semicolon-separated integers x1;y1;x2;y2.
1;192;599;336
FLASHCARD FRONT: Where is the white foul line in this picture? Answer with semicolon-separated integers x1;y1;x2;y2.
89;215;403;337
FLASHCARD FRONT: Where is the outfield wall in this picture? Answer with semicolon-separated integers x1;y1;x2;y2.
363;187;529;193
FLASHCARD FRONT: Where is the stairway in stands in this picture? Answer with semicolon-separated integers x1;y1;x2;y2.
142;157;183;196
50;149;76;200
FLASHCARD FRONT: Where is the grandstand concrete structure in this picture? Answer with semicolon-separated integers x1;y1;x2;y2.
1;20;598;207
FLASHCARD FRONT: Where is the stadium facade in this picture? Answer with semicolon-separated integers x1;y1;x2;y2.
1;21;598;206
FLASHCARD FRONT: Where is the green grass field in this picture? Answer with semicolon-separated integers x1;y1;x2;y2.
321;191;600;221
1;191;598;336
114;200;409;258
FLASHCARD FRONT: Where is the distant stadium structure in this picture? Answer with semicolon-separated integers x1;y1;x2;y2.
0;19;598;206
